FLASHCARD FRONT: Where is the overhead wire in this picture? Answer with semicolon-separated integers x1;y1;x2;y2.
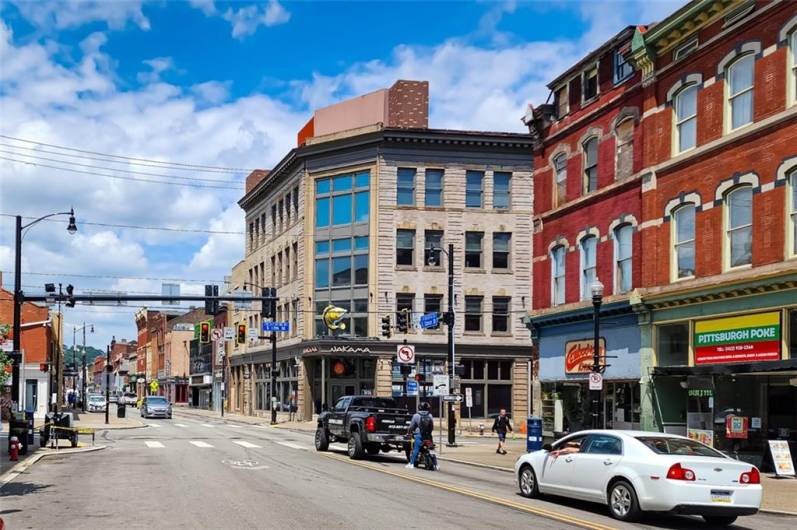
1;270;225;284
0;214;244;235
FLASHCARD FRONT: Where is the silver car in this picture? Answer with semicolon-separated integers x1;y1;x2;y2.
140;396;172;419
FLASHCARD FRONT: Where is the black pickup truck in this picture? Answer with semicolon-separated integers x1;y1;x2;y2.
315;395;413;459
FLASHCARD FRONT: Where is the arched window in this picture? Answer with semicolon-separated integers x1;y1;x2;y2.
580;236;597;300
727;54;755;131
551;245;566;306
674;84;698;153
583;137;598;194
725;186;753;268
672;204;696;279
614;224;633;294
553;153;567;207
789;170;797;257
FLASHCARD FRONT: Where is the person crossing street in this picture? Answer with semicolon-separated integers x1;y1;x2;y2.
492;408;512;455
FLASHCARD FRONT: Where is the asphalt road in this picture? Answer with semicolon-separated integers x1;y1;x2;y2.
1;411;794;530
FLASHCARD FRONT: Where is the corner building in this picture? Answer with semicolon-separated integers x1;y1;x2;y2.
229;80;534;423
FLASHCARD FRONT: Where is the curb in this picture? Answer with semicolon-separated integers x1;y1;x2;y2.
76;423;148;431
438;456;514;473
0;445;107;491
173;408;270;427
759;508;797;516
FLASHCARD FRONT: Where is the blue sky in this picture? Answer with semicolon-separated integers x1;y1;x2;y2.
0;0;685;349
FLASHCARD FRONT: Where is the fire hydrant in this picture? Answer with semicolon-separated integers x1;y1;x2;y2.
479;423;485;436
9;436;20;461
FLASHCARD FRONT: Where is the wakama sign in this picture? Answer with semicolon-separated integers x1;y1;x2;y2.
694;312;781;365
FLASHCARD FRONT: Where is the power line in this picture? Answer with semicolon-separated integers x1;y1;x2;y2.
0;148;243;184
0;134;254;173
2;270;225;283
0;156;243;190
0;214;244;235
0;142;245;175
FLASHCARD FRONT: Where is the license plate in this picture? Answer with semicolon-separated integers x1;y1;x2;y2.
710;490;732;503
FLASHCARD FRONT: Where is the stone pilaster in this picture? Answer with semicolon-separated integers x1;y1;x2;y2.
298;357;313;421
375;357;393;397
511;358;530;431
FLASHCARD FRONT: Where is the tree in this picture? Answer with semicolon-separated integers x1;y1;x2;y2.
0;350;9;387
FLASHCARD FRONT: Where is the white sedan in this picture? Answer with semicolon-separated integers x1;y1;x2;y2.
515;430;761;526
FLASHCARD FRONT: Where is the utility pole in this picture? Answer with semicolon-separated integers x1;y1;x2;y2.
591;280;604;430
82;323;87;412
270;330;277;424
446;242;456;446
105;337;114;425
12;215;22;408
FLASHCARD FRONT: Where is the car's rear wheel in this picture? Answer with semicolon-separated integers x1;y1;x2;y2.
314;428;329;451
702;516;737;527
347;432;364;459
607;480;641;522
518;465;540;498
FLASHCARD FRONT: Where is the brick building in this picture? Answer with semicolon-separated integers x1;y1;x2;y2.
229;80;535;422
626;0;797;464
524;25;647;434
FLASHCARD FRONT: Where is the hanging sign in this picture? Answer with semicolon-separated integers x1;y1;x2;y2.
564;338;606;374
694;312;781;365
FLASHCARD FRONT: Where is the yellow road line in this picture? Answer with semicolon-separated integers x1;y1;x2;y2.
321;453;616;530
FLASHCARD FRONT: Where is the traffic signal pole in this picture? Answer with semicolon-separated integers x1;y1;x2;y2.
447;242;456;447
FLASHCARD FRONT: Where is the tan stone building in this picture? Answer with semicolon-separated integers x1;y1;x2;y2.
228;81;535;423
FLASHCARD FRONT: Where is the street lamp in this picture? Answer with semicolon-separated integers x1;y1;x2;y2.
105;336;115;425
591;279;604;430
428;242;457;446
11;208;77;410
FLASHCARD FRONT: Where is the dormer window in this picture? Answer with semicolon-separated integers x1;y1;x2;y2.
583;66;598;101
555;84;569;118
613;50;634;84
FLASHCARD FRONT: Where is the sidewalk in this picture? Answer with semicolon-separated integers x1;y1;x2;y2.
70;405;146;430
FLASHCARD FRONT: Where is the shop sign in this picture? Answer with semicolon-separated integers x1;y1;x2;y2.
688;428;714;447
725;415;748;439
329;345;370;354
768;440;796;476
564;338;606;374
694;312;781;365
687;389;713;398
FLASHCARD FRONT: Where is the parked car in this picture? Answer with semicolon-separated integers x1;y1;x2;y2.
140;396;172;419
87;394;107;413
109;393;118;403
514;430;761;526
315;395;412;459
122;392;138;406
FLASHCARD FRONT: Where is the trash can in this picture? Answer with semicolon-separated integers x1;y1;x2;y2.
117;401;126;418
526;415;543;453
25;409;35;447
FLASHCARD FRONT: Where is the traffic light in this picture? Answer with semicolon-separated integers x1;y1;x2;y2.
199;321;210;344
261;287;276;318
205;284;219;315
65;284;75;307
397;309;409;334
237;323;247;344
381;315;391;339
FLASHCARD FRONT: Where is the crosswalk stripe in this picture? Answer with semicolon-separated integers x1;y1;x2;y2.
276;441;309;450
201;423;215;428
145;441;165;448
174;423;187;428
146;423;162;428
190;441;213;448
233;440;261;449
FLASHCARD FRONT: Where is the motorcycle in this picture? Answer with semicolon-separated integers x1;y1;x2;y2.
407;437;438;471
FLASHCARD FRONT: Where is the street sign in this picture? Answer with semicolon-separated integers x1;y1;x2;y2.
432;374;448;396
465;387;473;408
442;394;463;402
419;312;439;329
248;328;258;340
262;321;290;332
397;344;415;364
589;372;603;391
233;289;253;310
223;327;234;340
407;379;418;396
211;328;222;341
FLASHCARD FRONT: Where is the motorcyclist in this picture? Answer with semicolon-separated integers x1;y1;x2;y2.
405;402;438;470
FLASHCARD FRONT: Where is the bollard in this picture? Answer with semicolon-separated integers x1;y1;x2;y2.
9;436;19;461
479;423;484;436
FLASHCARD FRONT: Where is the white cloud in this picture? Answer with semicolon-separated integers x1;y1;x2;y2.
11;0;150;31
136;56;175;84
191;80;231;105
222;0;291;39
188;0;217;17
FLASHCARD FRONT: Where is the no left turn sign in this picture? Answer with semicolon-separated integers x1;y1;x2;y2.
211;328;222;341
589;372;603;391
397;344;415;364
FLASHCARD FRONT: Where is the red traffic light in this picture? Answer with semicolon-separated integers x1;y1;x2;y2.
40;363;49;372
236;324;247;344
414;373;425;382
200;321;210;343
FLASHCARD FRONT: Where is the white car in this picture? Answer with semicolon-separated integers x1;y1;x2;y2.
515;430;761;526
87;394;107;413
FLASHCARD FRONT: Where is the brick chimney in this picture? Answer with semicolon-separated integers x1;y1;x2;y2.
387;80;429;129
245;169;269;194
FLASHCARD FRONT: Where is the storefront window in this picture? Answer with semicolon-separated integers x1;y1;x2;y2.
657;323;689;366
790;309;797;354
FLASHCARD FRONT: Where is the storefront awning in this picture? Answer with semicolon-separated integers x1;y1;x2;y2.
652;358;797;377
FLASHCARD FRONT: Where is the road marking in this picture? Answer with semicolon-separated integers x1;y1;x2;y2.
275;441;309;450
233;441;261;449
201;424;215;428
226;424;243;429
145;441;165;448
321;453;615;530
146;423;162;428
174;423;187;428
190;441;214;448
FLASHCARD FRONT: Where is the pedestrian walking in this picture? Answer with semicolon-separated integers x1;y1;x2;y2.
492;408;512;455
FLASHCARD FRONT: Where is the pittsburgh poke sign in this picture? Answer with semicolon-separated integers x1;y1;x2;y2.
694;312;781;365
564;338;606;374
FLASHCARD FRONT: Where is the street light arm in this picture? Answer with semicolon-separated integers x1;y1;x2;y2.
20;210;75;230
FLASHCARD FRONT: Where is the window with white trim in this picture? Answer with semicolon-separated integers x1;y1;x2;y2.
613;49;634;84
675;84;698;153
727;54;754;131
580;236;597;301
583;137;598;194
553;153;567;207
791;31;797;105
555;84;569;118
614;224;632;294
673;204;696;279
789;170;797;256
725;186;753;268
583;66;598;101
551;245;566;306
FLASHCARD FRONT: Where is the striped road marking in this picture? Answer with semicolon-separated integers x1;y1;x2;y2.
146;423;162;428
275;441;309;450
201;424;215;428
174;423;187;428
233;441;261;449
190;441;214;448
145;441;165;448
